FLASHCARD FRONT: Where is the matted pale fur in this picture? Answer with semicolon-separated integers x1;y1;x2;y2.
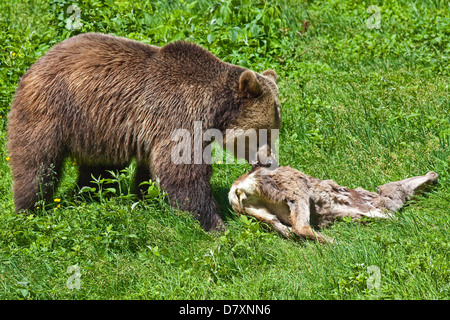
229;166;438;243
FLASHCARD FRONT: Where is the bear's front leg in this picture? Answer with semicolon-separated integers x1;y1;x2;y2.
151;158;225;232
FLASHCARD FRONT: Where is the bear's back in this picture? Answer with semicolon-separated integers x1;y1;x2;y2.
16;33;231;111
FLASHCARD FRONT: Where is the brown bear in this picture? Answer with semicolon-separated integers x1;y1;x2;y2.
7;32;281;232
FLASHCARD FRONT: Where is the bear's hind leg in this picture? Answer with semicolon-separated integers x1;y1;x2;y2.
8;119;66;212
11;149;65;212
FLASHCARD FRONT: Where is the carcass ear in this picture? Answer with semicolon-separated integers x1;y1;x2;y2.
239;70;261;97
262;69;277;83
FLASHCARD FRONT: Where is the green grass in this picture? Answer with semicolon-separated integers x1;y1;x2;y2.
0;0;449;299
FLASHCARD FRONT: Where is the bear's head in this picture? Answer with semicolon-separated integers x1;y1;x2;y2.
224;69;281;169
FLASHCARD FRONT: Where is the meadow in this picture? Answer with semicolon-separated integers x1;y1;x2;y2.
0;0;448;299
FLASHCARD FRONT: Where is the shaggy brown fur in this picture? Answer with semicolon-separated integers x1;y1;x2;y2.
229;166;438;243
7;33;281;231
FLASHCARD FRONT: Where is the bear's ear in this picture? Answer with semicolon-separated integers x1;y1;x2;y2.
239;70;261;98
262;69;277;83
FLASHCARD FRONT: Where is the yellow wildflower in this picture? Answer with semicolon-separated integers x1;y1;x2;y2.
5;157;10;161
54;198;61;202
